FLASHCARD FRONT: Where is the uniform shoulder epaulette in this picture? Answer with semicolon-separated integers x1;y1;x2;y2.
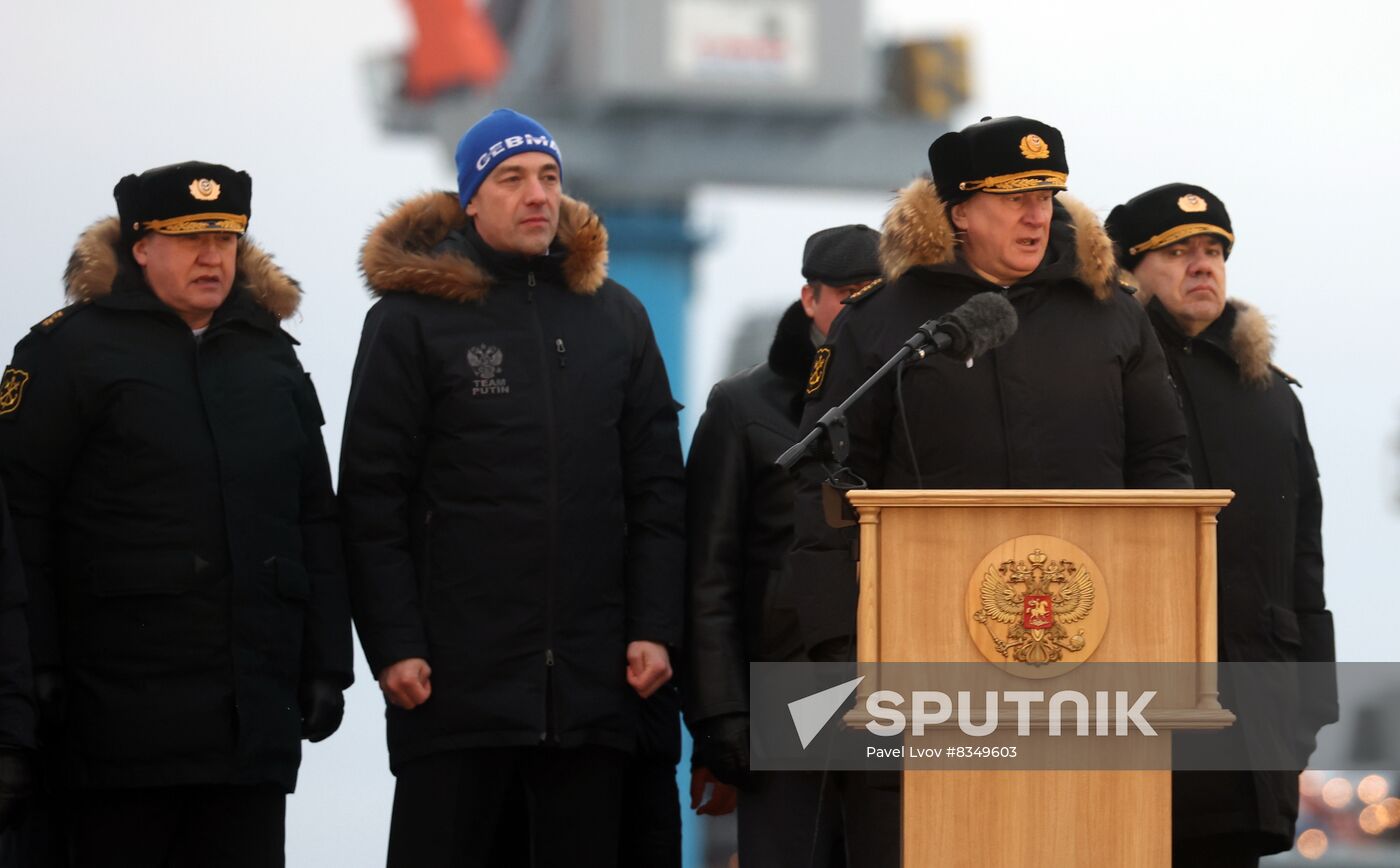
842;277;885;305
1115;270;1139;295
31;299;92;334
1270;364;1302;388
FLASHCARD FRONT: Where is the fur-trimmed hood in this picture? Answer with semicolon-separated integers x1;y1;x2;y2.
1150;296;1281;388
1223;298;1278;387
62;217;301;319
878;178;1118;302
359;192;608;302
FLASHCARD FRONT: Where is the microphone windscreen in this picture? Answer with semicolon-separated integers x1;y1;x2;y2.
946;292;1018;358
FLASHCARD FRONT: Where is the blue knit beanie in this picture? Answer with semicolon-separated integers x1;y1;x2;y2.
454;108;562;208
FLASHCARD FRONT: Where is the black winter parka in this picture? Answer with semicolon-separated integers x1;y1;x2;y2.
685;301;814;725
343;193;684;769
0;220;352;791
1151;298;1337;853
791;180;1193;653
0;480;34;753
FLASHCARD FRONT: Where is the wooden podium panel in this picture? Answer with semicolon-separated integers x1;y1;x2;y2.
843;490;1233;868
905;769;1171;868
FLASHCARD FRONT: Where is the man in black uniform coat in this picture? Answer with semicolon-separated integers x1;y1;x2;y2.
0;162;353;868
790;117;1194;863
687;225;881;866
1107;184;1337;868
342;108;684;868
0;479;36;839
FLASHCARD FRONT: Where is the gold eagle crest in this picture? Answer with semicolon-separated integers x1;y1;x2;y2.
966;536;1110;676
1177;193;1208;212
189;179;222;201
1019;134;1051;160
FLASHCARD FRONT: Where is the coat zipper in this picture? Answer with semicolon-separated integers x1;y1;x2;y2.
526;277;560;743
189;331;243;720
990;290;1015;485
419;509;434;600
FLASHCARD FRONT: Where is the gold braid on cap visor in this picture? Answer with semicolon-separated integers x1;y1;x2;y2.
959;170;1069;193
139;213;249;234
1127;223;1234;256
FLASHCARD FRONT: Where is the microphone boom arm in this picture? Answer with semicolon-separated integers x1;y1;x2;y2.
774;322;943;473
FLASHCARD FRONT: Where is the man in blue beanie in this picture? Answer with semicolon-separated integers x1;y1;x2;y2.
453;108;564;255
343;109;685;867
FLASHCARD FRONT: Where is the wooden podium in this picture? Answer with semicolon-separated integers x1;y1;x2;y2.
843;490;1234;868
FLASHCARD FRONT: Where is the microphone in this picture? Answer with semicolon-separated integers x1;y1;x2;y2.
905;292;1018;360
774;293;1018;474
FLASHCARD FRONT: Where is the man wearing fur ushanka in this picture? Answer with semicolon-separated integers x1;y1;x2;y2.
1107;183;1336;868
787;117;1194;859
0;161;353;866
341;108;684;866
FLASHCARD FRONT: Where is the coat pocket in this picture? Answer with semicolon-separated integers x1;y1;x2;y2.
266;556;310;602
89;552;197;597
78;553;208;672
258;557;309;680
1268;604;1301;645
1266;604;1302;652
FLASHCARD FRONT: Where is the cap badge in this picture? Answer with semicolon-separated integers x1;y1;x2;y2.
1019;134;1050;160
1177;194;1208;213
189;179;222;202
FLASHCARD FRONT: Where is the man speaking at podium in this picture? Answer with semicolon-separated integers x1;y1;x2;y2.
789;116;1193;862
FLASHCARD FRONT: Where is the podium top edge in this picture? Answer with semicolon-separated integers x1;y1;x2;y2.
844;489;1235;508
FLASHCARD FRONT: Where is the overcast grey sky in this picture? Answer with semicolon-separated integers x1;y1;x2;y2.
2;1;1397;863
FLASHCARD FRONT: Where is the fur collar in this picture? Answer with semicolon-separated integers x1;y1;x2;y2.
1152;297;1280;388
878;178;1118;302
1225;298;1275;387
62;217;301;319
359;192;608;302
768;300;817;384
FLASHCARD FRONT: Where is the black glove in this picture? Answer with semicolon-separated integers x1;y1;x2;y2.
299;677;345;743
691;713;751;788
0;748;35;833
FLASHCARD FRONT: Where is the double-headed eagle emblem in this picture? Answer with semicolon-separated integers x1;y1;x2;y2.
467;344;504;380
973;548;1095;665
